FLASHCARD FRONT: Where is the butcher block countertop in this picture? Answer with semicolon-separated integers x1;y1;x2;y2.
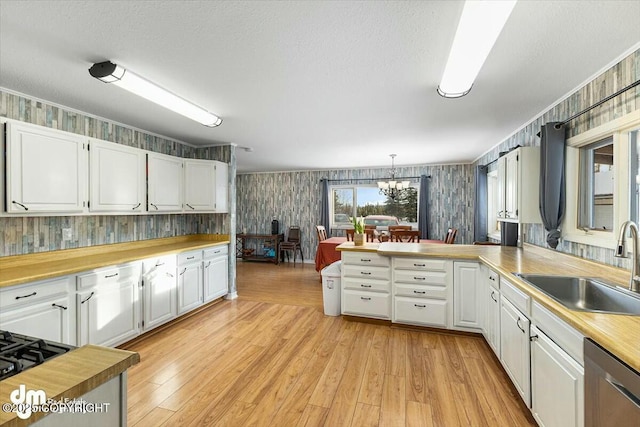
0;234;230;288
0;345;139;427
338;241;640;373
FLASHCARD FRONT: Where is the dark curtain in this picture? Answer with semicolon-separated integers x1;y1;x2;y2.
418;175;430;239
539;122;566;249
320;179;330;232
474;165;488;242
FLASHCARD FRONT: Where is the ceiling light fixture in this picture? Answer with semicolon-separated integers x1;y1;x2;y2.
88;61;222;127
437;0;517;98
377;154;410;201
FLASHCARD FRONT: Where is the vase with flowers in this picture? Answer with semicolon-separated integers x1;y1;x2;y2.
352;216;365;246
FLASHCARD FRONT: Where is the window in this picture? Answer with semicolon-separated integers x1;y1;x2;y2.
487;169;501;239
330;184;418;229
629;129;640;223
578;137;614;232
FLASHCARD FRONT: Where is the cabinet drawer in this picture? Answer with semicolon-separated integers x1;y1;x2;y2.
532;301;584;365
178;250;203;265
395;283;447;299
0;277;72;310
343;264;390;281
142;255;177;275
394;258;448;271
203;245;228;258
394;297;447;327
394;270;447;286
342;290;390;319
77;263;141;290
501;277;530;316
488;269;500;288
343;278;390;293
342;252;390;267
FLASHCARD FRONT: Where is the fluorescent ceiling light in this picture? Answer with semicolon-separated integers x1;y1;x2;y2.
89;61;222;127
438;0;517;98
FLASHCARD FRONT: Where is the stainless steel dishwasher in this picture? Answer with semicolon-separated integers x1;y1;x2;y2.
585;338;640;427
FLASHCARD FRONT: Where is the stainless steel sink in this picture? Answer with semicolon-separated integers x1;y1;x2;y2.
513;273;640;316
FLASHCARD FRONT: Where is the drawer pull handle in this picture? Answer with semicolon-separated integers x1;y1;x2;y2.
414;276;426;281
81;291;95;304
15;292;37;300
150;203;159;210
214;250;221;254
360;297;371;301
205;261;211;268
360;259;371;262
186;203;195;210
489;276;495;282
166;272;175;278
413;263;425;267
516;317;526;333
52;303;68;310
187;256;195;260
155;262;165;267
413;290;426;294
360;284;372;288
180;268;187;276
132;203;141;210
11;201;28;210
360;272;371;275
105;273;119;279
414;304;426;308
491;291;498;302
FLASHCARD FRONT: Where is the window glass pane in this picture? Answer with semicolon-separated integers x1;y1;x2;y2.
332;188;354;225
579;137;614;231
630;130;640;222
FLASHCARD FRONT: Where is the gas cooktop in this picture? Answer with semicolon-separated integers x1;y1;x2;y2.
0;331;75;381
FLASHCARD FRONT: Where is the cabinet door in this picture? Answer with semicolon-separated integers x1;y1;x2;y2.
453;262;481;330
203;255;228;302
147;153;183;212
6;121;87;213
77;278;140;347
500;296;531;407
497;156;506;219
143;262;177;331
184;160;215;211
177;263;203;314
0;295;73;345
531;326;584;427
486;285;501;356
505;152;519;220
89;139;145;212
214;161;229;213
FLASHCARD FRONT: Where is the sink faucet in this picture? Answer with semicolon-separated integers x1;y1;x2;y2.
614;220;640;292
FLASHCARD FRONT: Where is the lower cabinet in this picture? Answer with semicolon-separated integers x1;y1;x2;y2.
177;251;203;314
341;252;391;319
453;262;481;331
500;295;531;407
0;276;75;345
485;283;501;357
77;263;141;347
142;255;177;331
203;246;229;302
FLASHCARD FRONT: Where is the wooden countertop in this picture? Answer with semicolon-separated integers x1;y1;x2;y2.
338;242;640;373
0;345;139;427
0;234;230;288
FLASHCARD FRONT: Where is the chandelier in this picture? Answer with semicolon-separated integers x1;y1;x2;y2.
377;154;410;200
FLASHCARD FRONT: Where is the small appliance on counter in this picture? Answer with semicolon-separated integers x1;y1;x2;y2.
0;330;75;380
271;218;279;235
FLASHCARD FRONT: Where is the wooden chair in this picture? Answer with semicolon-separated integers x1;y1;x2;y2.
315;225;327;241
345;229;354;241
364;225;376;243
444;228;457;244
390;229;420;242
388;225;412;232
281;226;304;266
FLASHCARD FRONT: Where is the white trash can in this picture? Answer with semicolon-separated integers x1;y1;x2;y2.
321;260;342;316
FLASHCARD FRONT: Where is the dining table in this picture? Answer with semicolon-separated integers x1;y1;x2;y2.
315;236;347;271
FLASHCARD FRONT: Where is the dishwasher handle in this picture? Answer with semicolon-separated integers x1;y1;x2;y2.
608;378;640;410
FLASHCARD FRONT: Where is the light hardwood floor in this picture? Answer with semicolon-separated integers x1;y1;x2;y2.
123;261;536;426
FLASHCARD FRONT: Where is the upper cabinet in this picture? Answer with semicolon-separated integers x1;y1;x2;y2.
496;147;541;224
5;121;88;213
89;139;146;212
184;159;216;211
214;160;229;213
148;152;184;212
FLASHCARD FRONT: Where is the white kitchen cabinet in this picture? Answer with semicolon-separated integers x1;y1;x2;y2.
177;250;203;314
453;261;481;331
147;152;183;212
341;252;391;319
89;139;146;212
531;325;584;427
500;295;531;407
184;159;216;211
77;263;141;347
486;282;501;357
4;121;87;213
392;258;452;327
203;245;229;302
0;276;75;345
214;160;229;213
142;255;177;331
496;146;541;224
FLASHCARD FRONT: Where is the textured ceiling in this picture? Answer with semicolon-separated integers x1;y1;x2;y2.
1;1;639;173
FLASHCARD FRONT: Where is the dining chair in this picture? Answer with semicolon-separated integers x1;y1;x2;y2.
364;226;377;243
345;229;354;241
444;228;457;244
315;225;328;241
388;225;412;232
281;226;304;266
390;229;420;242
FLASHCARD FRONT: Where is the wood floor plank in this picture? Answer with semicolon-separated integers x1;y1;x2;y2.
406;401;434;427
385;329;407;377
131;406;175;427
351;402;381;427
210;400;256;427
425;348;462;427
358;328;390;406
405;331;428;403
298;404;329;427
379;374;406;427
